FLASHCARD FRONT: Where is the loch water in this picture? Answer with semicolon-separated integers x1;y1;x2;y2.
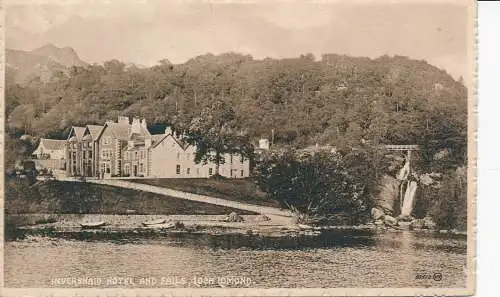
4;230;467;288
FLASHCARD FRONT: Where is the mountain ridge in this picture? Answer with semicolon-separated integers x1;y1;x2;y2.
6;43;87;84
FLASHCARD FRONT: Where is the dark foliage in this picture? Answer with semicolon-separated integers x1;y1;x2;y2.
6;53;466;161
430;168;467;231
256;147;389;223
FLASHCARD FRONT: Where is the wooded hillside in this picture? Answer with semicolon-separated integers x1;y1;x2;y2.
5;52;467;166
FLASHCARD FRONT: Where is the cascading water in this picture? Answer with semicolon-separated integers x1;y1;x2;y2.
400;181;418;216
397;154;418;217
397;160;410;181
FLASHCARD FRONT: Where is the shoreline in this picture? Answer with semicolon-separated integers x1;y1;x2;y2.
6;214;467;242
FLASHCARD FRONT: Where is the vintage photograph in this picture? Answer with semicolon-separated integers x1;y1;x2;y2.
3;0;475;295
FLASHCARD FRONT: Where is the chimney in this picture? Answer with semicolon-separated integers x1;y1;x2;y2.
118;116;129;125
141;118;147;130
259;139;270;150
164;126;172;135
131;117;141;134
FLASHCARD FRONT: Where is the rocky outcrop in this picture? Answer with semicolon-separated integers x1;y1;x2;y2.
371;208;385;221
374;175;401;215
254;214;271;222
224;212;244;222
383;215;398;226
408;217;437;230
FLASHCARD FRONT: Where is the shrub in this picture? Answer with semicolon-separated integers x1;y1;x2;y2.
174;221;185;229
429;167;467;231
256;148;385;223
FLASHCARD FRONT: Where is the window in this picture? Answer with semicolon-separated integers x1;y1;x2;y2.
176;152;180;160
187;168;191;175
89;151;92;158
73;143;77;148
104;137;112;145
240;156;244;164
209;168;213;176
139;163;143;173
72;152;76;159
196;168;200;176
102;149;112;159
176;165;181;175
230;154;233;164
241;170;244;177
135;152;138;159
125;165;130;175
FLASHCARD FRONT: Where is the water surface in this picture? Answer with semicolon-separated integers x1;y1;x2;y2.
4;230;467;288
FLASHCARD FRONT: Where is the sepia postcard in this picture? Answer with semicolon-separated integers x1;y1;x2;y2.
1;0;476;296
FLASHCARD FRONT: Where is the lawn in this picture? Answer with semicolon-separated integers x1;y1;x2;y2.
131;177;280;208
4;180;257;215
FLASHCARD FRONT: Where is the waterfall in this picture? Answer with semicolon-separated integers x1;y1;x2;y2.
397;160;410;181
400;181;418;216
396;153;418;217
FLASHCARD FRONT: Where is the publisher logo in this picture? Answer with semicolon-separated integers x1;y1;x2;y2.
433;272;442;282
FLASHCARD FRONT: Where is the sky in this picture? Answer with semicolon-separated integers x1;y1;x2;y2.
6;0;472;81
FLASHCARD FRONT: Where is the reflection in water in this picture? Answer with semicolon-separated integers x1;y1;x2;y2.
5;230;467;288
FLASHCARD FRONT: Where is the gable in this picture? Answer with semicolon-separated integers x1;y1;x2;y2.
87;125;104;139
38;139;66;151
152;134;190;151
67;126;85;141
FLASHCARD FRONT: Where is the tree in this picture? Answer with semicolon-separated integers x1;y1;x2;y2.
6;51;467;172
182;100;254;176
429;167;467;231
257;149;383;224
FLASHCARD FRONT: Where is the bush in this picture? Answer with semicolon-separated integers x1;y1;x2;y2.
256;148;385;223
174;221;185;229
429;167;467;231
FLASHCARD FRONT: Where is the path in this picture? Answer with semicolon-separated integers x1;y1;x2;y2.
87;179;293;218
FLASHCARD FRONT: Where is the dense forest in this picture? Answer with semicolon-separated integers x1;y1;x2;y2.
5;51;468;229
6;52;467;165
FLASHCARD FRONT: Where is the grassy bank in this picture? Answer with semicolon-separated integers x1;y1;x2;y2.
4;179;257;215
131;178;279;208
